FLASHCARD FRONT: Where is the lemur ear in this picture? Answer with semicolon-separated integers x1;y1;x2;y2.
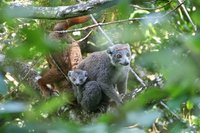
68;71;72;77
107;46;113;55
125;43;130;48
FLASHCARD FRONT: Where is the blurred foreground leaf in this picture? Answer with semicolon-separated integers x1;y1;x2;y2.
0;74;8;96
0;101;27;114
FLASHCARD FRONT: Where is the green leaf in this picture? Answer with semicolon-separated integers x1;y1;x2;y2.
186;100;194;110
0;102;27;114
81;124;107;133
130;9;150;18
183;35;200;53
125;110;161;127
122;88;168;112
117;0;133;19
25;94;69;120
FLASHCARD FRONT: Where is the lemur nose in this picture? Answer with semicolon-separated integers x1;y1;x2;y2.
124;62;129;66
76;83;81;86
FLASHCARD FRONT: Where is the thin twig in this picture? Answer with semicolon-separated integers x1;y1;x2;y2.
76;0;114;45
49;54;69;82
162;0;185;17
177;0;197;32
131;0;172;10
89;14;114;45
129;68;146;87
159;101;181;120
53;18;146;33
77;29;94;43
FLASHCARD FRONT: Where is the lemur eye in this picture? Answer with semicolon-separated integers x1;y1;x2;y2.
85;72;88;77
126;53;130;57
80;79;83;82
116;54;122;58
72;78;76;81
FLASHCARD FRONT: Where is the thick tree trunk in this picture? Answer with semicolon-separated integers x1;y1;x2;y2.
3;0;120;20
12;61;40;91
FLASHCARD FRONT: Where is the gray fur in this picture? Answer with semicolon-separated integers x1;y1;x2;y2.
80;81;102;111
77;44;131;106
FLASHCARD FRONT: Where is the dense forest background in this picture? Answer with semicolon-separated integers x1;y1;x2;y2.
0;0;200;132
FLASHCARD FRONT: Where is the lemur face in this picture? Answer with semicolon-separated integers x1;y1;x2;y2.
68;69;88;86
107;44;131;66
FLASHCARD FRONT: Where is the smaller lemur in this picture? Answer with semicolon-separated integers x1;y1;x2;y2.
68;69;102;112
68;69;88;103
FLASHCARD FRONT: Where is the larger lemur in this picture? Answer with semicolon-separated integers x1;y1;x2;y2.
37;16;90;97
77;44;131;108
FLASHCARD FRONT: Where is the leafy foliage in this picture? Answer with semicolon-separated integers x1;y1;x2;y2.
0;0;200;132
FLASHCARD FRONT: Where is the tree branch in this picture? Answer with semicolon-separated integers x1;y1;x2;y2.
3;0;120;19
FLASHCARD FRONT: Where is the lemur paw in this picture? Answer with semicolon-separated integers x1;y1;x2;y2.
50;90;60;97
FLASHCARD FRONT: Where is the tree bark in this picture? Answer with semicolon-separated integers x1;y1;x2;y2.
12;61;41;91
3;0;120;20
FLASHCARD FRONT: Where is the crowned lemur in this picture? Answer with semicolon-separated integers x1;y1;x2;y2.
69;44;131;112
